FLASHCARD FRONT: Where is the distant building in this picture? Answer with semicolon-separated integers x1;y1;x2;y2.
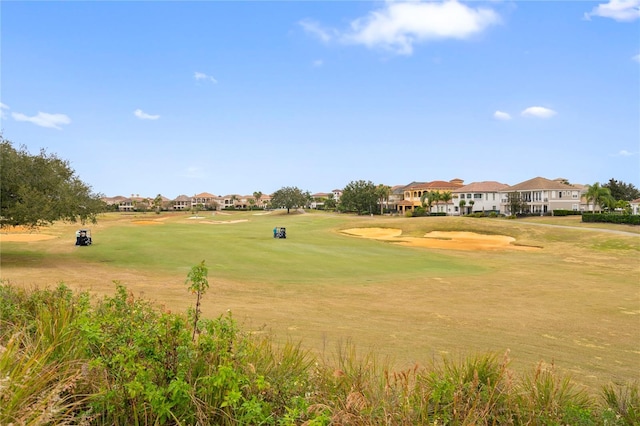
397;179;464;214
499;177;582;215
453;181;509;215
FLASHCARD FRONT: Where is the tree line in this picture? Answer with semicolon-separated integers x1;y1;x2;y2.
2;135;639;227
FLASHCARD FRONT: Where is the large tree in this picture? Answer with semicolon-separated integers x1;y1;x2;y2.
1;138;105;228
506;192;526;216
603;179;640;202
270;186;309;213
340;180;379;214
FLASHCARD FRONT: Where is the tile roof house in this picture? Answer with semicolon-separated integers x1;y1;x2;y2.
398;179;465;214
630;198;640;215
499;177;583;215
310;192;331;209
453;181;510;215
173;195;191;210
193;192;220;210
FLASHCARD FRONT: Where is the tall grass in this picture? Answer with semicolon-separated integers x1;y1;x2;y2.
1;282;638;425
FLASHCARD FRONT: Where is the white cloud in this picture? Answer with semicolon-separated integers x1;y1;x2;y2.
584;0;640;22
312;59;324;67
299;19;334;43
342;0;501;55
633;53;640;62
194;71;217;83
521;106;557;119
11;111;71;129
134;109;160;120
181;166;206;179
493;110;512;120
0;102;9;119
614;149;636;156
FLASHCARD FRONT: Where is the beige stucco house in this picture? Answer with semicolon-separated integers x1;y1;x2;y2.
499;177;583;215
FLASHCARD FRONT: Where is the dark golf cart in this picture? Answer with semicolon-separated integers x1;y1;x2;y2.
75;229;92;246
274;227;286;239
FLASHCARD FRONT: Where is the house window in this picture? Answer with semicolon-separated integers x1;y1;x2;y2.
474;194;482;199
466;194;471;199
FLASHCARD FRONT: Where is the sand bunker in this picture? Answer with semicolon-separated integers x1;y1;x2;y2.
341;228;538;251
204;220;249;225
0;233;57;242
183;219;249;225
132;220;163;225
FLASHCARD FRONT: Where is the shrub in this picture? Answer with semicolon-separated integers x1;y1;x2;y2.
553;209;582;216
582;213;640;225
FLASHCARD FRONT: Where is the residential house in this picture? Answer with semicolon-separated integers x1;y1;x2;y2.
631;198;640;215
118;195;148;212
218;194;270;209
310;192;331;209
173;195;191;210
386;185;405;212
453;181;509;215
101;195;128;209
397;179;464;214
499;177;583;215
193;192;220;210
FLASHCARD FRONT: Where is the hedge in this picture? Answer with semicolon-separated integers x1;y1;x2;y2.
553;210;582;216
582;213;640;225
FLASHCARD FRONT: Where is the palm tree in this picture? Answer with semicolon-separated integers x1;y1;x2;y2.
153;194;163;214
376;184;391;215
253;191;263;209
440;191;452;215
584;182;613;213
420;191;440;214
459;199;466;216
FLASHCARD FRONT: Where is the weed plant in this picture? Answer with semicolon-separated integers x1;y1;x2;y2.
1;282;638;425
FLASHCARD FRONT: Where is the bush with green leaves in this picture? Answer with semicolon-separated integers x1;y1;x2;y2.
582;213;640;225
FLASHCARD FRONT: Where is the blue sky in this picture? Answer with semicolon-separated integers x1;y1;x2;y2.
2;0;639;199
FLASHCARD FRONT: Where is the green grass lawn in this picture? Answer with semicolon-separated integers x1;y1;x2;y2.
1;210;639;392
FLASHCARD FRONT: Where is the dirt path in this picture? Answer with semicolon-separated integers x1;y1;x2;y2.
518;221;640;237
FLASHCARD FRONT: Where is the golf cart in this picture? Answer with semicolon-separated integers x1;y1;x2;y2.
75;229;92;246
273;227;286;239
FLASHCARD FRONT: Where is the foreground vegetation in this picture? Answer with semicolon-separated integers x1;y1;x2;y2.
1;283;638;425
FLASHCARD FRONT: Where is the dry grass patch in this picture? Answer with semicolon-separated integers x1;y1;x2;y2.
0;226;58;242
0;234;58;242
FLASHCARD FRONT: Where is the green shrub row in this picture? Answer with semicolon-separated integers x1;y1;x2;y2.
553;209;582;216
582;213;640;225
1;282;638;425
